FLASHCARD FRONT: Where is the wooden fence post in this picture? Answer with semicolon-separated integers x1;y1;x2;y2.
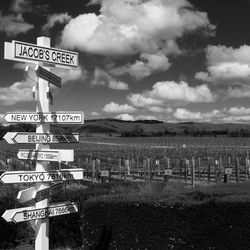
191;157;195;187
198;157;201;180
92;159;95;183
236;157;240;183
143;159;147;180
184;159;188;182
207;157;211;184
245;154;249;180
118;157;122;179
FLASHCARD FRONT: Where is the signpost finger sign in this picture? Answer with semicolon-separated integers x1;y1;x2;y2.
2;36;83;250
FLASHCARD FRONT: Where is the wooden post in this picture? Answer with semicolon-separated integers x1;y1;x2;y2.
184;159;188;182
124;158;127;181
207;157;211;184
143;159;147;180
147;158;151;180
35;37;50;250
92;159;95;183
245;153;249;180
236;157;240;183
191;157;195;187
179;158;182;179
119;157;122;179
198;157;201;180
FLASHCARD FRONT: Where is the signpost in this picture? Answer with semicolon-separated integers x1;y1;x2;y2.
5;40;78;68
17;182;66;203
18;150;60;162
0;169;84;184
4;132;79;144
17;149;74;162
35;65;62;87
3;202;78;224
3;112;84;124
2;36;81;250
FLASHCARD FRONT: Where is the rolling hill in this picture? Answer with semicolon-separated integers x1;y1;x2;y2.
1;119;250;137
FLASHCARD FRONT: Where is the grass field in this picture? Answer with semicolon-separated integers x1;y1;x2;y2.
2;181;250;249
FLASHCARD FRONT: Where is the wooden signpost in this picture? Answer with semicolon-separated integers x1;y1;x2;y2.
2;37;83;250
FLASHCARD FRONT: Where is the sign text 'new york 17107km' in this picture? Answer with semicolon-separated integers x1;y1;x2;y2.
2;37;84;250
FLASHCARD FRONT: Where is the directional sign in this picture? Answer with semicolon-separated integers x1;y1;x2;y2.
3;132;16;144
17;182;65;203
4;40;78;68
3;112;84;124
2;207;29;222
35;65;62;87
4;132;79;144
17;149;74;162
0;168;83;184
18;150;60;162
35;182;65;202
3;202;78;223
17;187;36;204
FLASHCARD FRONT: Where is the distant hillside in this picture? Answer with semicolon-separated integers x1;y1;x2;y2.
73;119;250;137
1;119;250;137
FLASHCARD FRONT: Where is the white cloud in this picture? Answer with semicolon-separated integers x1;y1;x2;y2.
115;113;135;121
150;81;215;103
91;111;100;116
51;67;87;84
60;0;214;56
228;106;250;116
172;106;250;123
147;106;173;113
108;80;129;90
87;0;102;5
0;12;33;36
173;108;224;122
0;80;34;105
196;45;250;84
128;81;215;109
128;93;162;108
103;102;136;113
227;86;250;98
221;115;250;123
92;68;128;90
135;115;157;120
173;108;203;120
110;51;171;80
42;13;72;34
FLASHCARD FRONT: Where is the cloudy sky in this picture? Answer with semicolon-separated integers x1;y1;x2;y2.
1;0;250;123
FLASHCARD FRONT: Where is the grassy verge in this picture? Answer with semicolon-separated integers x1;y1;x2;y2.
1;181;250;249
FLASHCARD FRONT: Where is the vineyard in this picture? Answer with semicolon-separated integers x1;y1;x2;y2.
2;136;250;249
1;136;250;185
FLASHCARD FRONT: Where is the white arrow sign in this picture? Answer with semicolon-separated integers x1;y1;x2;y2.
17;182;65;204
18;150;60;162
2;207;28;222
3;202;78;223
36;65;62;87
17;187;36;204
3;112;84;124
0;168;83;184
5;40;78;69
3;132;79;144
3;132;16;144
17;149;74;162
